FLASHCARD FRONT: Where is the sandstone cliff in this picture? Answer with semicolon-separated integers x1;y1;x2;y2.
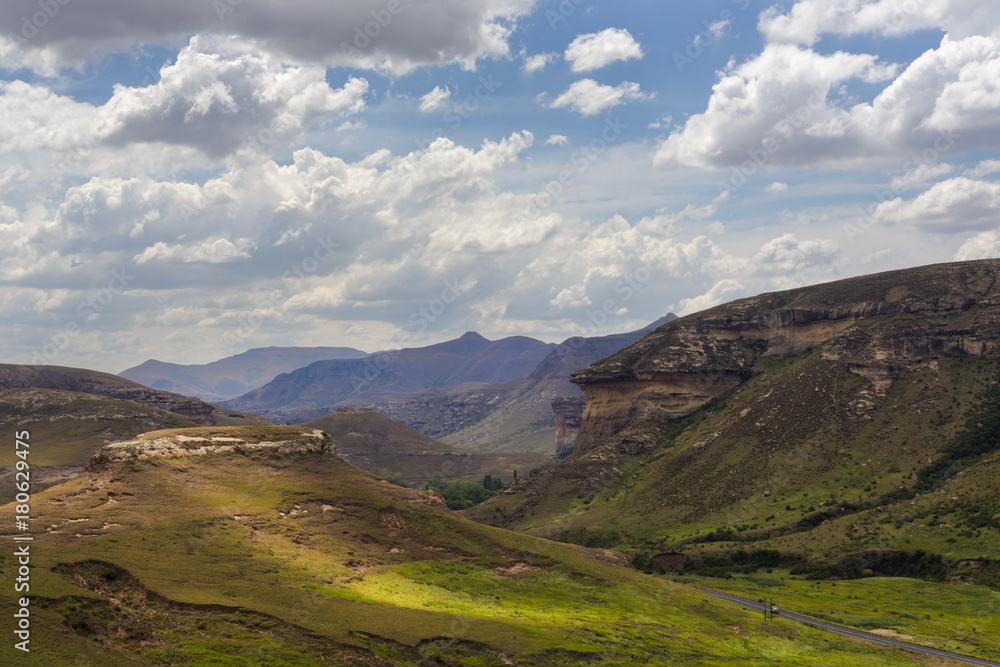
570;260;1000;457
551;396;585;458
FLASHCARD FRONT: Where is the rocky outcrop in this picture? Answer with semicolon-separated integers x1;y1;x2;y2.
571;373;742;455
552;396;585;458
109;390;215;424
570;259;1000;458
90;428;334;464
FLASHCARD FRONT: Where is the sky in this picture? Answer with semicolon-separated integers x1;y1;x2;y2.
1;0;999;373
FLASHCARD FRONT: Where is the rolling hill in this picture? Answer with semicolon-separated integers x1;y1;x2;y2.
300;407;551;488
0;364;268;481
0;363;266;427
119;346;368;401
0;426;960;665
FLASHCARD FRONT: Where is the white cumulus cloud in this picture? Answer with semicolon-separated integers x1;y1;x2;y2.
870;177;1000;232
890;162;954;191
677;279;745;316
758;0;1000;45
565;28;644;72
135;238;256;265
955;230;1000;260
523;52;556;74
419;86;451;113
967;159;1000;178
549;79;651;116
656;5;1000;170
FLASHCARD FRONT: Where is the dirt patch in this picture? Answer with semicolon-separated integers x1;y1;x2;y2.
868;628;914;641
378;509;405;536
494;562;541;576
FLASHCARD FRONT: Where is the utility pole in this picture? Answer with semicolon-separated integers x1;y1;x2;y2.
758;597;775;621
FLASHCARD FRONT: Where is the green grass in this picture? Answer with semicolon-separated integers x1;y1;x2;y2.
0;445;962;665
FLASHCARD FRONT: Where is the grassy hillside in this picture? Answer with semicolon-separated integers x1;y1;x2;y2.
0;364;268;486
465;261;1000;648
0;389;195;468
0;363;268;428
0;428;958;665
469;353;1000;561
693;575;1000;661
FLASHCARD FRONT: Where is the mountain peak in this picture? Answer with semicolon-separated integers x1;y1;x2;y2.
638;313;679;333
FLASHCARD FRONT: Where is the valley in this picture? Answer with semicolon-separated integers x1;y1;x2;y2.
1;426;987;665
2;260;1000;665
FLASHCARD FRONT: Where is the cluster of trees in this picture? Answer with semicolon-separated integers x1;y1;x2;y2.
425;474;508;510
483;474;505;491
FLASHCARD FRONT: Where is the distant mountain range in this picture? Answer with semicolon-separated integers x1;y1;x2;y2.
221;332;558;422
362;314;678;453
119;346;368;401
119;317;679;457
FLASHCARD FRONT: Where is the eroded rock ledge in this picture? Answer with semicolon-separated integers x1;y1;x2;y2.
90;427;335;464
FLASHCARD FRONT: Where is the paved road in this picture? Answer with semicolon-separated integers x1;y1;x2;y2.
697;587;1000;667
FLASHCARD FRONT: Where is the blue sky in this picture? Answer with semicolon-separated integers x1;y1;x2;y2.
1;0;999;372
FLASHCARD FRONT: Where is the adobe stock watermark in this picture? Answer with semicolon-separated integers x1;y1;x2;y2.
6;0;72;43
715;84;827;199
843;129;960;243
525;116;628;218
545;0;591;30
220;236;340;354
673;0;751;73
30;265;135;366
213;0;242;21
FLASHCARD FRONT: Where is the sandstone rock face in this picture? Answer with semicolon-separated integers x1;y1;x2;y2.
570;259;1000;457
551;396;585;458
